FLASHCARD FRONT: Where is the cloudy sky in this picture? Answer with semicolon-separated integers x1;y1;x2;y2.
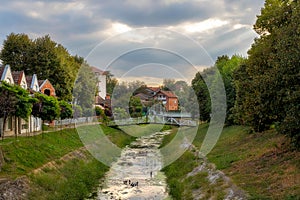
0;0;265;84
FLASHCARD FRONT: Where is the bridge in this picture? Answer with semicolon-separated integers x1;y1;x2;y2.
107;112;197;127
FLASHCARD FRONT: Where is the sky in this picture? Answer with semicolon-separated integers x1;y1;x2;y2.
0;0;265;85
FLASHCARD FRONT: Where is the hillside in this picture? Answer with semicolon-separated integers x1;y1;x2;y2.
162;125;300;199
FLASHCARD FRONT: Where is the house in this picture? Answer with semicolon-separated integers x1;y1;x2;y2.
133;86;179;112
0;65;56;136
91;66;107;100
153;90;179;111
0;65;14;84
38;79;56;96
26;74;42;132
12;71;27;89
26;74;40;93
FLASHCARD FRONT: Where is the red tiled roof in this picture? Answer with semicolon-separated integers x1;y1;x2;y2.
38;80;44;86
91;66;108;75
148;87;160;92
158;90;177;98
11;71;23;85
0;66;4;79
26;76;33;86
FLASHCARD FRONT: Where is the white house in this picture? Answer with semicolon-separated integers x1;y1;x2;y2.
91;66;107;100
0;65;43;136
26;74;42;133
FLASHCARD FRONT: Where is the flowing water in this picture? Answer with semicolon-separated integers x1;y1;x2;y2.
93;131;170;200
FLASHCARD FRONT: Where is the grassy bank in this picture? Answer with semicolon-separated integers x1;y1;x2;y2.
162;124;300;199
0;125;135;199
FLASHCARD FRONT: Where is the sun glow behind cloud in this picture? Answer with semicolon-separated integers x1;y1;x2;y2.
183;18;229;33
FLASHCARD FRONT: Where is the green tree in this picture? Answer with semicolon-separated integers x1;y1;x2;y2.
73;62;97;117
0;82;36;138
0;33;81;101
129;96;143;118
59;100;73;120
215;55;245;124
233;0;300;146
106;71;118;95
32;93;60;124
0;82;18;138
0;33;33;71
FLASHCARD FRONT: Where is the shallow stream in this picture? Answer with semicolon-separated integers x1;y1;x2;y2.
94;131;170;200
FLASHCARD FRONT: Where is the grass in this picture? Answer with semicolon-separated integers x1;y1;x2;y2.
0;125;136;199
162;124;300;199
0;128;83;178
28;154;109;200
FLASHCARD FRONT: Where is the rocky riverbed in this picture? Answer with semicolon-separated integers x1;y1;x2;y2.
92;131;170;200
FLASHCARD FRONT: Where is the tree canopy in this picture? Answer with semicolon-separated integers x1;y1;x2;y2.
0;33;81;101
233;0;300;146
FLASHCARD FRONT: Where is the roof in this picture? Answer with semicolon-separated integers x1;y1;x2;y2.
38;80;44;86
0;66;4;80
91;66;108;75
134;93;151;101
26;75;33;86
157;90;177;98
148;87;160;92
12;71;23;85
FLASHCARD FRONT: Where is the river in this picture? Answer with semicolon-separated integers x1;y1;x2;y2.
92;131;170;200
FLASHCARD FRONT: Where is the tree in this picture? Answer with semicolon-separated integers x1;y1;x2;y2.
0;33;33;71
0;33;81;101
233;0;300;146
73;62;97;117
129;96;143;118
0;82;36;138
0;82;18;139
106;71;118;95
191;68;213;122
215;55;245;125
59;100;73;120
32;93;60;125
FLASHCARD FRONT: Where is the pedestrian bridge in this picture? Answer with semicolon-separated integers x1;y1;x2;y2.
107;115;197;127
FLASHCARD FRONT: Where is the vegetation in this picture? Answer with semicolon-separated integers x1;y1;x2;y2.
0;33;82;101
0;125;135;199
72;61;97;116
233;0;300;146
32;93;60;124
28;157;108;200
162;124;300;199
192;55;245;124
0;129;83;177
0;82;37;138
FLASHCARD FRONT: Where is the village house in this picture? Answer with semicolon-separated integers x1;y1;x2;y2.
153;90;179;111
0;65;56;136
91;66;111;108
134;86;179;112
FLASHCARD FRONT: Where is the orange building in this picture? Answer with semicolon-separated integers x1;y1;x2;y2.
38;79;56;96
154;90;179;111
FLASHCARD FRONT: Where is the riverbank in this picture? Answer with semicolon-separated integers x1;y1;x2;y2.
161;124;300;199
0;125;135;199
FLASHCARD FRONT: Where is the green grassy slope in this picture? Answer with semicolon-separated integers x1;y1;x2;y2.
162;125;300;199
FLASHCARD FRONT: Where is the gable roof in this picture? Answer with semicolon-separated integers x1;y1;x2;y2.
26;75;33;86
148;87;160;92
12;71;24;85
91;66;108;75
157;90;177;98
0;65;5;79
0;65;14;84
